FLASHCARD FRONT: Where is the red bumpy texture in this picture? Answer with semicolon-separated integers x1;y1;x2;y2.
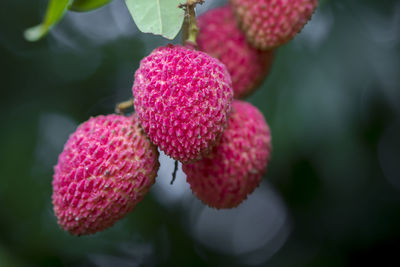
52;114;160;235
197;5;274;99
183;100;272;209
132;45;233;163
230;0;318;49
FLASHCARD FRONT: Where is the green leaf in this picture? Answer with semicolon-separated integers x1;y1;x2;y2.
24;0;71;42
69;0;113;12
125;0;185;40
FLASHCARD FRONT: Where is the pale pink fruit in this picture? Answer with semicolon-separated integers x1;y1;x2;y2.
230;0;318;49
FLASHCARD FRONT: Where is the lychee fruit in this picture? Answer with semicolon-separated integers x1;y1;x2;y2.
230;0;318;49
132;45;233;163
52;114;160;235
183;100;272;209
197;5;274;99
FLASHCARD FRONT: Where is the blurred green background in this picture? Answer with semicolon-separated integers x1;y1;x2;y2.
1;0;400;266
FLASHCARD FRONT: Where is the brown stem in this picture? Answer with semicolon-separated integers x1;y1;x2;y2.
170;160;179;185
115;99;133;115
180;0;204;47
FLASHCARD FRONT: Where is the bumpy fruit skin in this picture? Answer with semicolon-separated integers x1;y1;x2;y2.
132;45;233;163
52;114;159;235
183;100;271;209
197;5;274;99
230;0;318;49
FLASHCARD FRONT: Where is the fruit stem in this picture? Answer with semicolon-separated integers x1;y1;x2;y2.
115;99;133;115
170;160;179;185
181;0;203;48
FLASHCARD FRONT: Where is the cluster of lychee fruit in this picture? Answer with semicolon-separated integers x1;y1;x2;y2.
52;0;317;235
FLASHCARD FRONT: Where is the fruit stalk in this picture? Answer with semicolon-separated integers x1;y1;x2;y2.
181;0;204;47
115;99;133;114
170;160;179;185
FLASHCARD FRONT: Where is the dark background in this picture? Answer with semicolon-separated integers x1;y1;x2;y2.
1;0;400;266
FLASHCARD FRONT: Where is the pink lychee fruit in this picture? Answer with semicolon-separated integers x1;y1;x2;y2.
132;45;233;163
230;0;318;50
197;5;274;99
183;100;272;209
52;114;160;235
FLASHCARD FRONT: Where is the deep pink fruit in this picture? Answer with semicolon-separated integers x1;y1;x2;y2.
183;100;272;209
197;5;274;98
230;0;318;49
132;45;233;163
52;114;159;235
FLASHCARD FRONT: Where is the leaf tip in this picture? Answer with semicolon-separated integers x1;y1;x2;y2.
24;25;48;42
